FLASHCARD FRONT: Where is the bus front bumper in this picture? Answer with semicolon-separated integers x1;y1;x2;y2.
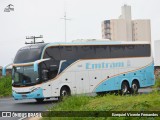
12;88;44;100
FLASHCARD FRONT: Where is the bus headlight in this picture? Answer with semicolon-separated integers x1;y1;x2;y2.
30;87;40;92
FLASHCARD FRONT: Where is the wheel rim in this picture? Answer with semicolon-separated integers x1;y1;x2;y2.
122;84;128;93
61;90;67;97
132;84;137;91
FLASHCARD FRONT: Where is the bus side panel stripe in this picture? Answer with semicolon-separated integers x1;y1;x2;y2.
94;63;154;92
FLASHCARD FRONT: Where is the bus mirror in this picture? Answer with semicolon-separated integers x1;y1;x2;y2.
33;58;51;72
34;62;38;72
2;67;6;76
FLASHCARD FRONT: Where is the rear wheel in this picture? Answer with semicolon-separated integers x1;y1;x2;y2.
131;81;139;94
121;81;129;95
35;98;44;103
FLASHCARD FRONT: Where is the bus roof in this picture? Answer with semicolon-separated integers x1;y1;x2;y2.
21;39;150;50
45;40;150;47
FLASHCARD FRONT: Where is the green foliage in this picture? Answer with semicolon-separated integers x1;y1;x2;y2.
0;76;12;97
155;77;160;88
43;92;160;120
53;96;92;111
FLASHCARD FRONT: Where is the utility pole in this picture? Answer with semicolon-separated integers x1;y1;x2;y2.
61;6;71;42
25;35;44;44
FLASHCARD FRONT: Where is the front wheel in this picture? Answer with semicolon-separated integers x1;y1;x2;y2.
58;87;71;101
35;98;44;103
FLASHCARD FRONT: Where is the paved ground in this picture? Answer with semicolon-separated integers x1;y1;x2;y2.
0;98;58;120
0;97;58;111
0;87;155;120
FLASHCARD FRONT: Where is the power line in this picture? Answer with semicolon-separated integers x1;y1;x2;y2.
25;35;44;44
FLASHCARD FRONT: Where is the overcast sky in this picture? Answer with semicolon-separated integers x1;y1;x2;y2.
0;0;160;66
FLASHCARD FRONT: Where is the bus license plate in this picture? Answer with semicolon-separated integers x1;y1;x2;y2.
22;95;27;98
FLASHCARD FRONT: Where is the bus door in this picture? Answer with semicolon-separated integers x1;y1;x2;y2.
41;70;52;97
75;71;89;94
41;81;52;97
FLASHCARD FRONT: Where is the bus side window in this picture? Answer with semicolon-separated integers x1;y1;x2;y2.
61;46;76;60
95;46;109;58
44;47;61;61
125;45;135;57
110;45;125;58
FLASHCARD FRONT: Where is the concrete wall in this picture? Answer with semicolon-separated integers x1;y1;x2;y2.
120;4;132;20
154;40;160;66
132;20;151;41
110;19;127;41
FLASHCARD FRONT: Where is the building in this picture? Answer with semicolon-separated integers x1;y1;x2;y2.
102;5;151;42
154;40;160;77
132;20;151;41
154;40;160;67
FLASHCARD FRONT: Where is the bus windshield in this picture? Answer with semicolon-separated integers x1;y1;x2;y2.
14;48;41;63
12;66;40;86
14;43;48;63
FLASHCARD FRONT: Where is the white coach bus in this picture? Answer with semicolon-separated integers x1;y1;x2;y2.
2;39;155;102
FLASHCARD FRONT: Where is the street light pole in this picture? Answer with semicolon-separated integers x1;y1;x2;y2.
61;12;71;42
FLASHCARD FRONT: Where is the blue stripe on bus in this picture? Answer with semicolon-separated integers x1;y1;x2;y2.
94;63;155;92
12;88;44;100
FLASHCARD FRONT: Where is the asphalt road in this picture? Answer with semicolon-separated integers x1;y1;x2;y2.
0;98;58;120
0;98;58;111
0;87;154;120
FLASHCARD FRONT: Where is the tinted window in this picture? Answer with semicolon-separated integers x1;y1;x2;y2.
60;46;76;60
110;45;125;58
76;46;96;59
14;43;47;63
14;48;41;63
44;47;61;60
95;46;109;58
123;45;150;57
43;44;150;60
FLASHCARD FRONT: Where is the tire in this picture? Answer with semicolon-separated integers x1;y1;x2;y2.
131;81;139;94
58;86;70;101
121;81;129;95
35;98;44;103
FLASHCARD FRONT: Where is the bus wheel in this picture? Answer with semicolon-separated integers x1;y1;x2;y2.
35;98;44;103
131;81;139;94
121;81;129;95
59;86;71;101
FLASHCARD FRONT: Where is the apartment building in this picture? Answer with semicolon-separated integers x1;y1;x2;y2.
102;5;151;42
